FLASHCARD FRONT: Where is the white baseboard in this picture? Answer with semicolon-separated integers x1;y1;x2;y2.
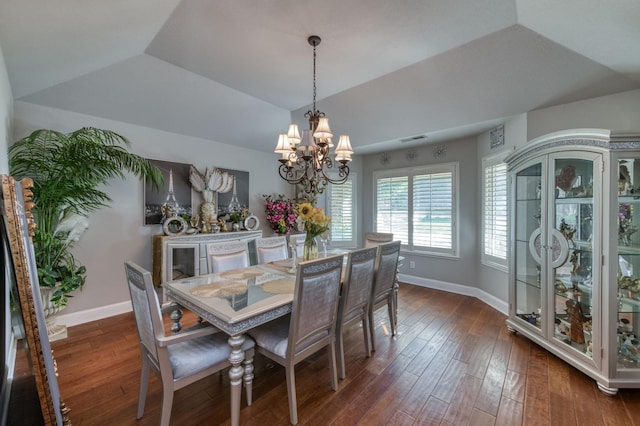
55;301;133;327
398;274;508;315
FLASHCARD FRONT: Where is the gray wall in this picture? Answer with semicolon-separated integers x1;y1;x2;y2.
11;101;293;319
362;135;480;288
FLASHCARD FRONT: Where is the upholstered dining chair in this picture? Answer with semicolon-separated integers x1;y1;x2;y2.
364;232;394;248
288;233;306;258
124;261;255;426
248;255;344;425
335;246;377;379
255;236;289;264
368;240;401;352
206;239;250;273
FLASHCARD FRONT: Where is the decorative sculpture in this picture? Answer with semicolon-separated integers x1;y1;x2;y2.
189;166;234;233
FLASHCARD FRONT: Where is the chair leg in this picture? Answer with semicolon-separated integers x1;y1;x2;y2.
243;355;254;406
285;365;298;425
137;357;150;419
387;297;396;337
362;315;372;358
368;307;376;352
336;327;346;380
328;341;338;391
393;282;399;335
160;384;174;426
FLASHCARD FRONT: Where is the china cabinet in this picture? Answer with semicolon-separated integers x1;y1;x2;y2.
506;129;640;394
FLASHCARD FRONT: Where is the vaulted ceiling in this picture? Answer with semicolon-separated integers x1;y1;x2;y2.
1;0;639;154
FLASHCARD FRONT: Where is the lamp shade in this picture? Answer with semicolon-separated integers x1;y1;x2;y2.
274;133;291;154
313;117;333;140
287;124;301;145
297;129;316;157
335;135;353;162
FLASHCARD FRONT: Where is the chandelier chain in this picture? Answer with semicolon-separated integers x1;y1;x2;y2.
312;42;317;115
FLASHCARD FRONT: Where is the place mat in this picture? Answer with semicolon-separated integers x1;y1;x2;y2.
190;281;248;298
272;259;293;268
262;278;295;294
265;259;295;274
219;268;264;280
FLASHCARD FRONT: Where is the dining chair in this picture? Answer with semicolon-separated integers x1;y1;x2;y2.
335;246;377;379
255;235;289;263
248;254;344;425
288;233;306;258
124;261;255;426
369;240;401;352
206;239;250;273
364;232;394;248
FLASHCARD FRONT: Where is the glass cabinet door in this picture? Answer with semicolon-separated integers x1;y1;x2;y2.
616;158;640;370
167;243;199;281
513;162;543;330
551;158;595;358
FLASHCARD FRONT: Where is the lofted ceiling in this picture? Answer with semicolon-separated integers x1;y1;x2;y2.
1;0;639;155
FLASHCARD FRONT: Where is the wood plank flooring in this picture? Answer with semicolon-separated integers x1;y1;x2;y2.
51;284;640;425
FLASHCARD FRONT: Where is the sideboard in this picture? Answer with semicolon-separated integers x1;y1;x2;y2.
152;230;263;286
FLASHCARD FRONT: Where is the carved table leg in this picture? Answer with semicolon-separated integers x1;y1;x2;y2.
228;334;246;426
243;356;254;406
169;302;183;333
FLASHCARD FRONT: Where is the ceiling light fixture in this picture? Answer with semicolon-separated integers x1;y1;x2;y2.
274;35;353;196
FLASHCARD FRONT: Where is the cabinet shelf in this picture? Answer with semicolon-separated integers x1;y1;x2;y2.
555;196;594;204
619;297;640;314
515;274;541;289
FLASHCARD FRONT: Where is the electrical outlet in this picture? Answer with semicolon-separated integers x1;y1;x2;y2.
409;260;415;269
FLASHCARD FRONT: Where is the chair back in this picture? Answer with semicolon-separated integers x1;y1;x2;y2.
364;232;394;248
255;236;289;263
340;247;377;321
125;261;164;362
372;241;401;299
288;255;343;359
206;239;250;273
289;233;306;258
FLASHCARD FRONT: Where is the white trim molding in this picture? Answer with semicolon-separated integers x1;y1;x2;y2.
398;274;508;315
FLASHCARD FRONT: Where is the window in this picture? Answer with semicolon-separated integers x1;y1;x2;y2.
374;163;458;256
326;173;356;247
482;154;508;270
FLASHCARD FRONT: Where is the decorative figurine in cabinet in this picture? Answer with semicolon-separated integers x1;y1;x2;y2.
506;129;640;394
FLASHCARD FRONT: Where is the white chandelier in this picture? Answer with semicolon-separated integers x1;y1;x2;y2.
275;35;353;195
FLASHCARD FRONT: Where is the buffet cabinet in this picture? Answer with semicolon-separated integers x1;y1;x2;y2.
152;230;262;286
505;129;640;394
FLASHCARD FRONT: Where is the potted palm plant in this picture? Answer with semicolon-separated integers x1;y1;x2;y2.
9;127;163;308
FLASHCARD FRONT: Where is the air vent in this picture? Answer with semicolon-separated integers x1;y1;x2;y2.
400;135;428;143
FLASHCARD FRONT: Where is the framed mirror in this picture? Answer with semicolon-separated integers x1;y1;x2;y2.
1;175;70;425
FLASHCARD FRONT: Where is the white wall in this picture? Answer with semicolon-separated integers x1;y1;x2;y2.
0;41;12;174
12;101;292;318
527;89;640;140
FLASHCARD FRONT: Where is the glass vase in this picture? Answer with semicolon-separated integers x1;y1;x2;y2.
303;237;319;261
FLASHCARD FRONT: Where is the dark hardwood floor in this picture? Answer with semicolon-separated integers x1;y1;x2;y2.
51;284;640;425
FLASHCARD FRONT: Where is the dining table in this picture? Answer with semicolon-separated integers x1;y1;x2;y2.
163;259;300;426
162;247;401;426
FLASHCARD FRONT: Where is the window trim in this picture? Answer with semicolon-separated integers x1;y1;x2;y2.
373;162;459;258
481;152;508;272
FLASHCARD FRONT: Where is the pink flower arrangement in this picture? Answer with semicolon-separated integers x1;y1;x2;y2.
263;194;298;235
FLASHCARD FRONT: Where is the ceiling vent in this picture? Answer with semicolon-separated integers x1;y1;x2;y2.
400;135;428;144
